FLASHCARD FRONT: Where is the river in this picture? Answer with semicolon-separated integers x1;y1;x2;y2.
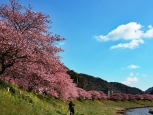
124;107;153;115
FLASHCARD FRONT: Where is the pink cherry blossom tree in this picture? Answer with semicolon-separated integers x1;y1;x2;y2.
134;94;143;100
0;0;63;76
77;88;91;99
0;0;78;100
142;94;153;100
88;90;101;100
127;94;135;100
110;93;123;100
120;93;129;100
98;91;108;100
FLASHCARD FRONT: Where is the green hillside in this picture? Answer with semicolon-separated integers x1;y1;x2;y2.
0;79;153;115
68;70;144;94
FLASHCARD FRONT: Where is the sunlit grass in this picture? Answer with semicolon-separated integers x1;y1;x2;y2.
0;81;153;115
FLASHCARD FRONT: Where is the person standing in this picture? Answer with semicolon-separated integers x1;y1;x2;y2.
69;101;75;115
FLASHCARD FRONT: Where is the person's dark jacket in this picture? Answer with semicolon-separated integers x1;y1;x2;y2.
69;101;75;113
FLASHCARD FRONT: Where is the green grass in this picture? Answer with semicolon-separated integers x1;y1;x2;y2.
0;81;153;115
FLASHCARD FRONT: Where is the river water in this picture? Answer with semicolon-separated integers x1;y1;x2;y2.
124;107;153;115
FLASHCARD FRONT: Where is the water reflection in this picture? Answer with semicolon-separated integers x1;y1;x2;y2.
125;107;153;115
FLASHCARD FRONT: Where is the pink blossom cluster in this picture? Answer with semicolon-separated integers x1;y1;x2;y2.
77;88;107;100
110;93;153;101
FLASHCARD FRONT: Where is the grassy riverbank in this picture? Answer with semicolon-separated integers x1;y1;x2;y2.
0;82;153;115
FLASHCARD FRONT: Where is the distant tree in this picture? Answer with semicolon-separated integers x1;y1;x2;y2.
127;94;135;100
134;94;143;100
110;93;122;100
142;94;153;100
0;0;78;100
120;93;128;100
77;88;91;99
88;90;101;100
98;91;108;100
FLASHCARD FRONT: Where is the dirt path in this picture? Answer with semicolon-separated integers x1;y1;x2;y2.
116;109;126;115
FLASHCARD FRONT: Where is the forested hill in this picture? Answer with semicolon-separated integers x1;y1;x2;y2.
145;87;153;94
67;70;144;94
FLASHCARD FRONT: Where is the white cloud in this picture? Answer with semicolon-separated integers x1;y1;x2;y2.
122;76;138;85
127;64;140;69
110;39;144;49
143;25;153;38
95;22;143;41
95;22;153;49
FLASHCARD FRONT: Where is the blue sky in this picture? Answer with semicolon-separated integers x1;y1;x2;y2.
1;0;153;91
